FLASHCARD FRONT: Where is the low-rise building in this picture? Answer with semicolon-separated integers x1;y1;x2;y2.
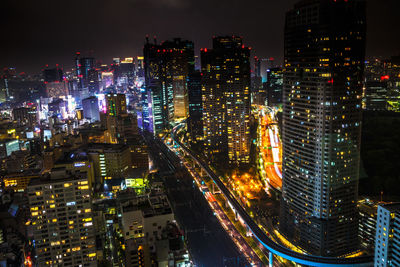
119;191;191;267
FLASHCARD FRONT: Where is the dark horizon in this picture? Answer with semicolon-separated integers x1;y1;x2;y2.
2;0;400;74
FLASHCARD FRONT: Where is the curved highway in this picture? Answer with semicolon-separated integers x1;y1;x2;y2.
171;124;373;267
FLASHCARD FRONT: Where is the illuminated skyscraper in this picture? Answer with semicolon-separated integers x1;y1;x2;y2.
27;169;97;266
280;0;366;256
106;93;127;117
75;53;99;94
201;36;251;164
266;67;283;107
187;71;203;141
374;203;400;267
43;67;63;83
143;38;171;134
251;56;265;105
82;96;100;122
143;37;194;134
162;38;195;119
136;56;145;78
43;66;68;98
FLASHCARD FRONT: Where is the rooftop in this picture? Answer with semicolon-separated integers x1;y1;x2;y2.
28;168;88;186
121;192;172;218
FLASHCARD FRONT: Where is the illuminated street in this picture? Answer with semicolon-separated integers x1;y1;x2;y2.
166;129;267;266
257;106;283;191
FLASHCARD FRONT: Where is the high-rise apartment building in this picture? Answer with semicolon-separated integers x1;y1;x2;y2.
27;169;97;266
143;38;194;134
201;36;251;164
187;71;203;141
374;203;400;267
280;0;366;256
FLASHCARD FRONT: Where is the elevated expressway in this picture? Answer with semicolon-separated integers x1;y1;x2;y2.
171;123;373;267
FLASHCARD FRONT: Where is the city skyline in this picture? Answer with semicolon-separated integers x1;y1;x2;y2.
1;0;400;266
2;0;400;74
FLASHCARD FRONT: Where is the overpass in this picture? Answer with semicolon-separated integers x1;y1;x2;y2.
171;124;373;267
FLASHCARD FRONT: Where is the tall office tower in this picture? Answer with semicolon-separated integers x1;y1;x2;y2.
143;37;195;134
280;0;366;256
100;71;114;90
116;57;135;87
143;38;170;134
187;71;203;142
27;169;97;266
254;56;261;78
106;93;127;117
75;54;98;94
374;203;400;267
75;52;82;78
43;67;68;98
201;36;251;164
266;67;283;107
81;57;99;94
43;67;63;83
136;56;145;78
260;57;275;83
82;96;100;122
162;38;195;119
252;56;264;105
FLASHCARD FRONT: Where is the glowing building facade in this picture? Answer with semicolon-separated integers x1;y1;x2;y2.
106;93;126;117
201;36;251;164
143;38;194;135
187;71;203;141
280;0;366;256
82;96;100;122
27;170;97;266
374;204;400;267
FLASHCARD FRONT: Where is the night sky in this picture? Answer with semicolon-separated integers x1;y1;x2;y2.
1;0;399;74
